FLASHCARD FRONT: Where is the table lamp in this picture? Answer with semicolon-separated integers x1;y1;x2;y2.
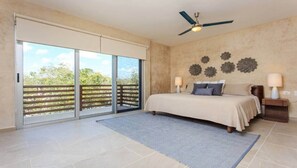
267;73;282;99
175;77;182;93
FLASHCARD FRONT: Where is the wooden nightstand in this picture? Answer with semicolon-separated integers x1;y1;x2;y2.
262;98;289;122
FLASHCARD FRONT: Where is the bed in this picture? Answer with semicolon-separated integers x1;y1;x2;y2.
144;85;264;133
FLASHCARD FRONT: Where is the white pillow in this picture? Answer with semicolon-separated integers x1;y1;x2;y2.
195;80;225;84
223;84;252;96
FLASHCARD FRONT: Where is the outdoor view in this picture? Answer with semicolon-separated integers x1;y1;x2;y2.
23;42;140;124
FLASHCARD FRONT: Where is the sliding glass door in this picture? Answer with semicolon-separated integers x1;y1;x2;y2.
22;42;76;124
17;42;142;126
79;51;113;116
117;56;141;112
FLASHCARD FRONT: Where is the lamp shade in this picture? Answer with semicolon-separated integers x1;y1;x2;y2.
175;77;182;86
268;73;282;87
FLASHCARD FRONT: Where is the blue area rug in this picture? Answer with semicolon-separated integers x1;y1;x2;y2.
99;112;259;168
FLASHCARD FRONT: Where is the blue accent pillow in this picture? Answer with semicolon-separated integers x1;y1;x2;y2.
194;88;214;96
207;83;223;96
191;83;208;94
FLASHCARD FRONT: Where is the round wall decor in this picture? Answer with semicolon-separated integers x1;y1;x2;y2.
221;52;231;60
201;56;210;64
236;57;258;73
221;62;235;74
204;67;217;78
189;64;202;76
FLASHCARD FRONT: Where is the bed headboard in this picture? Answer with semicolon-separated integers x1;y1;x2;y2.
251;85;264;104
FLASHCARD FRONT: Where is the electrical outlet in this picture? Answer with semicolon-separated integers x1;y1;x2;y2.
282;91;291;96
294;91;297;96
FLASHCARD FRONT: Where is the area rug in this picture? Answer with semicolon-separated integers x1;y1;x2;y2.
98;112;259;168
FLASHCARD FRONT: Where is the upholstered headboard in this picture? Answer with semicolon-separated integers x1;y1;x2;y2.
251;85;264;104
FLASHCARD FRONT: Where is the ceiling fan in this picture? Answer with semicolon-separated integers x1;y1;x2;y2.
178;11;234;36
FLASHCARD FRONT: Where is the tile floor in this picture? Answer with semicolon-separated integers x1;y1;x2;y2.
0;111;296;168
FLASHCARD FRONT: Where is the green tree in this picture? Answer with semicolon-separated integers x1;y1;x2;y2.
24;64;111;85
117;70;139;85
79;68;111;85
24;64;74;85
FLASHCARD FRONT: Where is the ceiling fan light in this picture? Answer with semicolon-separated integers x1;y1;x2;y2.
191;26;202;32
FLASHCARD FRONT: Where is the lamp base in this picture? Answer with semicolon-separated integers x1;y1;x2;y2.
176;85;181;93
271;87;279;99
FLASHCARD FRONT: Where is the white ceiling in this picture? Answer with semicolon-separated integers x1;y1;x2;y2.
25;0;297;46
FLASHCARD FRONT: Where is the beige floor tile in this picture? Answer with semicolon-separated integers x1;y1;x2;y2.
245;120;275;138
266;132;297;150
273;125;297;137
61;133;133;163
240;145;259;165
125;152;185;168
276;119;297;128
236;165;247;168
125;141;155;157
1;160;31;168
239;120;274;166
61;136;106;157
237;161;249;168
253;137;266;149
249;119;276;128
0;132;27;152
248;158;288;168
30;153;74;168
0;143;31;167
46;124;112;147
74;147;141;168
255;142;297;167
85;133;133;151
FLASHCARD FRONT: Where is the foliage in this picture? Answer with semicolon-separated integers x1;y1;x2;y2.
117;70;139;85
80;68;111;85
24;64;75;85
24;63;138;85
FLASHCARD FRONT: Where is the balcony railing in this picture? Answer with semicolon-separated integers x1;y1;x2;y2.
23;84;139;116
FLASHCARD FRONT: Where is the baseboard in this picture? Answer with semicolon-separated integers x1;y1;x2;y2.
0;126;16;133
289;117;297;121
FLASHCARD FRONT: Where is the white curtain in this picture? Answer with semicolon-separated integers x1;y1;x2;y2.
101;37;147;60
15;17;101;53
15;16;147;59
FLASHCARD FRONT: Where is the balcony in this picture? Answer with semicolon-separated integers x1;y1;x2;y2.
23;84;139;124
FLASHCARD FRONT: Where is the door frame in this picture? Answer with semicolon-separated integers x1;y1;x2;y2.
15;42;144;128
116;57;142;113
15;41;78;128
15;41;24;129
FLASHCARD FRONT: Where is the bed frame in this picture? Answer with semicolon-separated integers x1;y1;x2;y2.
152;85;264;133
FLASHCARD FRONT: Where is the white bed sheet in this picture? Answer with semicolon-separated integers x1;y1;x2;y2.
144;93;261;131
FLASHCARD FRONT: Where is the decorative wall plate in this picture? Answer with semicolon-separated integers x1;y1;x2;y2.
201;56;210;64
221;62;235;74
204;67;217;78
221;52;231;60
237;57;258;73
189;64;202;76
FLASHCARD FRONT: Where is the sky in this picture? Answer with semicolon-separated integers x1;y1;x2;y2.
23;42;139;79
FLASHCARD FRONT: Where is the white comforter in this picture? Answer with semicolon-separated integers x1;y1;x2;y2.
144;93;261;131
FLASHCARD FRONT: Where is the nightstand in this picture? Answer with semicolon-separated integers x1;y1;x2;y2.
262;98;289;122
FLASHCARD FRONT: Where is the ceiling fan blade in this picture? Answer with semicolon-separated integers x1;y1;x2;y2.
202;20;233;27
179;11;196;25
178;28;192;36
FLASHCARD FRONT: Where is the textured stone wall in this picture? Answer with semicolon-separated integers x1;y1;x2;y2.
150;42;171;94
170;16;297;118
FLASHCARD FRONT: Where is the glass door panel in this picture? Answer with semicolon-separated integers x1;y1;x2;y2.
23;42;75;124
79;51;113;116
117;56;141;112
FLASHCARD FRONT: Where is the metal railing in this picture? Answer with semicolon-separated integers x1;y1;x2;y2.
23;84;139;115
